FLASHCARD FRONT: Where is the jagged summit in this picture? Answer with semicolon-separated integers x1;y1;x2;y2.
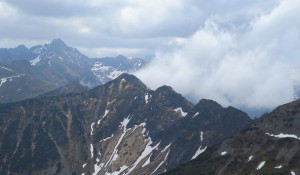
50;38;68;48
0;40;147;103
155;85;174;93
111;73;148;90
196;99;223;108
15;45;28;51
193;99;224;116
117;73;145;84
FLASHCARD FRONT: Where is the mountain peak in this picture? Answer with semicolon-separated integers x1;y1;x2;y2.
196;99;223;108
116;73;147;88
16;45;28;51
50;38;67;48
155;85;175;94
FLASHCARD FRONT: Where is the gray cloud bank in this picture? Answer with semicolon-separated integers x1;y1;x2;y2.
136;0;300;112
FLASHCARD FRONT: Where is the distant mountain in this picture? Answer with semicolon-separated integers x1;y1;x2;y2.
0;73;251;175
0;39;147;103
164;99;300;175
91;55;147;84
0;45;32;63
26;38;98;86
38;81;89;98
0;64;58;103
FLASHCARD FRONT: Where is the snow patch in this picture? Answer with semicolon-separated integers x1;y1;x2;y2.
193;112;199;118
105;165;128;175
291;171;296;175
142;153;153;167
82;163;87;168
108;70;123;79
112;154;119;162
266;133;300;140
131;122;147;133
221;151;227;156
93;162;104;175
275;165;282;169
248;155;253;162
161;143;172;153
107;99;116;106
0;66;12;71
98;110;110;125
126;138;160;174
120;117;131;130
90;144;94;158
150;149;170;175
0;75;23;87
191;146;207;160
91;63;111;71
91;122;95;135
105;116;131;167
191;132;206;160
0;78;7;87
100;134;114;142
145;93;151;104
30;55;41;66
256;161;266;170
174;107;187;117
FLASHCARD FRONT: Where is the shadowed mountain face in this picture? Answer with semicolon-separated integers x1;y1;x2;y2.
0;39;147;103
0;74;251;175
164;99;300;175
38;81;89;98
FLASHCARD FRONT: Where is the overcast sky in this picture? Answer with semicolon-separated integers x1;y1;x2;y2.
1;0;300;114
0;0;279;57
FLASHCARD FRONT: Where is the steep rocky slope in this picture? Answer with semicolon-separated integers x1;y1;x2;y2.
0;74;251;175
164;99;300;175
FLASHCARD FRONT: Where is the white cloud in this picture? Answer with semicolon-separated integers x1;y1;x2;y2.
136;0;300;111
78;47;152;58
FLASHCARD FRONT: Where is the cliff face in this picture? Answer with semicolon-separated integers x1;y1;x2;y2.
0;74;252;175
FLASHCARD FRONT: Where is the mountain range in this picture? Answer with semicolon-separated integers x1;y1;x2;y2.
0;39;300;175
0;73;252;175
164;99;300;175
0;39;147;103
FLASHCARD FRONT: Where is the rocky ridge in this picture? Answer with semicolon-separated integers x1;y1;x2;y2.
0;73;251;175
164;99;300;175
